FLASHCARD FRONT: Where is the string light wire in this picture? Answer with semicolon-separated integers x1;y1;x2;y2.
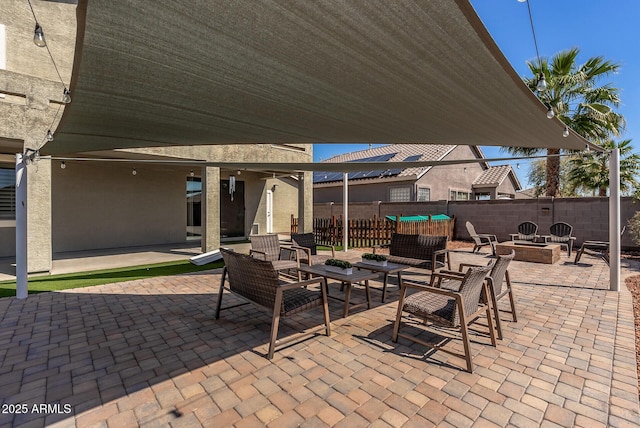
26;0;72;154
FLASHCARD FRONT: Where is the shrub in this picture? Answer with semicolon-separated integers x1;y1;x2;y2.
628;211;640;245
362;253;387;262
324;259;352;269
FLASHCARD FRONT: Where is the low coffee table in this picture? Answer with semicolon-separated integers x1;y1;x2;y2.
353;262;410;303
297;264;378;317
495;241;561;264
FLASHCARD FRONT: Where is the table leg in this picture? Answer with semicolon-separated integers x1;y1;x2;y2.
381;273;389;303
365;280;371;309
343;282;352;318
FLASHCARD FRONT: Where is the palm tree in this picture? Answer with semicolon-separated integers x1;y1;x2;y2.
567;139;640;197
504;48;624;196
526;158;580;197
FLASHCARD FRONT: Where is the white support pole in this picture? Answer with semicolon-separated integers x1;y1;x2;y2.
609;148;620;292
343;172;348;252
15;154;28;299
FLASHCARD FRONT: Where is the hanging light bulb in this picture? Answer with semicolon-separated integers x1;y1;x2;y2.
517;163;520;169
46;130;54;142
536;74;547;92
546;106;555;119
62;88;71;104
60;161;66;169
563;126;569;138
33;23;46;47
189;170;194;177
132;168;137;176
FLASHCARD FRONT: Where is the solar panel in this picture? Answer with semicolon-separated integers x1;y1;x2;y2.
403;155;421;162
314;171;344;183
385;168;402;176
314;152;400;183
349;153;396;163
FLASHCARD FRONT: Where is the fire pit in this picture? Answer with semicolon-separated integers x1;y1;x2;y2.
495;241;561;264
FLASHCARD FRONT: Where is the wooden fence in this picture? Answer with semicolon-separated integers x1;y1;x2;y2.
291;215;455;247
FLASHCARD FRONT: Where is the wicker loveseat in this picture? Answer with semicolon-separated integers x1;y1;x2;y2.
374;233;451;273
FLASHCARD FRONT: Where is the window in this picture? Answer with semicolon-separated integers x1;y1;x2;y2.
0;168;16;220
389;187;411;202
449;189;471;201
475;192;490;200
417;187;430;201
457;191;470;200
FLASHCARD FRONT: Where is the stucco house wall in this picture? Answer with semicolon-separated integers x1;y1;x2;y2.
52;161;187;252
416;145;484;201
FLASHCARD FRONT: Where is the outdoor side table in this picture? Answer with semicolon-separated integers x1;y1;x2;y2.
352;262;410;303
297;264;377;317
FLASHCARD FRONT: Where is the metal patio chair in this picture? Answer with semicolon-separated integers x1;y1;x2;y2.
216;248;331;359
392;265;496;373
465;221;497;255
509;221;539;242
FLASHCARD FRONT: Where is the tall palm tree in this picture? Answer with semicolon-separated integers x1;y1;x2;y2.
526;158;580;197
567;139;639;196
504;48;624;196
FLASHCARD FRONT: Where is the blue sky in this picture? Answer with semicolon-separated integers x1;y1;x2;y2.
313;0;639;188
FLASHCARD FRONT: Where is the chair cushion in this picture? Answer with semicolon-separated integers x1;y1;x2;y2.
386;255;438;269
403;291;458;327
281;288;323;316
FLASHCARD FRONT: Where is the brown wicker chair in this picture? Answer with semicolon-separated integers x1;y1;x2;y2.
250;234;299;278
439;250;517;340
290;233;335;266
392;265;496;373
374;233;450;273
216;248;331;359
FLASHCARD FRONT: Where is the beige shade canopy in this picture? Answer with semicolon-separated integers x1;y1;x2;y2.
45;0;593;156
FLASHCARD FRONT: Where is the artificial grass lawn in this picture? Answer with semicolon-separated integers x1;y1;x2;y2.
0;259;224;299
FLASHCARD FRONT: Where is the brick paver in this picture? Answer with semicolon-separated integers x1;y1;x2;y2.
0;248;638;427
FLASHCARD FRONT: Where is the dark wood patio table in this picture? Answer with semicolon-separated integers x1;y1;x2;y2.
297;264;377;317
352;261;410;303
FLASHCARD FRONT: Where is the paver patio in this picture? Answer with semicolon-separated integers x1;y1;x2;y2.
0;248;638;427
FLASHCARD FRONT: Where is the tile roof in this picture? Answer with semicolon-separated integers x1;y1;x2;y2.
472;164;513;186
317;144;456;182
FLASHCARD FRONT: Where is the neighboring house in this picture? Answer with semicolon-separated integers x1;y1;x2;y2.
0;1;311;273
314;144;521;203
515;188;538;199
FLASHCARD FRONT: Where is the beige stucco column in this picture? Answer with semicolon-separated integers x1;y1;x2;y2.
298;171;313;233
26;157;52;273
202;166;220;252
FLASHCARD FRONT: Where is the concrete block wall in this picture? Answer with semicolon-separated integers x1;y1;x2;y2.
313;197;639;249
